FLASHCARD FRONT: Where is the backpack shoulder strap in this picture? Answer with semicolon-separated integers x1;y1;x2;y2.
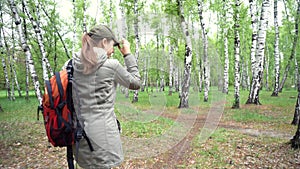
46;80;54;108
55;72;64;102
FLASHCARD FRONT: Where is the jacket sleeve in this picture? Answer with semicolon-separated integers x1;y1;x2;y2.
114;54;141;90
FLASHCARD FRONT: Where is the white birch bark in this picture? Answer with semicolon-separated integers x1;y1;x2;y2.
1;32;12;101
246;0;270;104
72;0;77;56
9;54;15;101
198;0;209;102
119;0;129;97
0;5;12;100
24;0;50;81
35;1;53;75
222;1;229;94
265;46;270;90
271;0;280;96
9;0;43;104
1;55;11;100
141;26;148;92
132;0;139;102
223;36;229;94
249;0;258;76
199;60;203;92
232;0;241;109
109;0;113;29
11;24;21;97
174;62;179;92
83;0;87;33
178;0;192;108
11;29;22;97
169;41;174;96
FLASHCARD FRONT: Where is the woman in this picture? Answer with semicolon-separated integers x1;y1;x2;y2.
72;25;140;168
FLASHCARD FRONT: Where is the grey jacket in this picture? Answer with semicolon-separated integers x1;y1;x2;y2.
72;47;140;169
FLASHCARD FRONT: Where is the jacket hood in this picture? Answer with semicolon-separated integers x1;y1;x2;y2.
73;47;108;74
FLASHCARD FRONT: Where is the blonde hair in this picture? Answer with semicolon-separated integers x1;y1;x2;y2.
80;33;102;74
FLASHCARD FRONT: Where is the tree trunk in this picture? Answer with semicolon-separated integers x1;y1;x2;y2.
271;0;280;96
0;32;12;101
291;1;300;149
83;0;87;33
177;0;192;108
198;0;209;102
295;57;299;90
72;0;77;56
247;0;258;99
24;0;50;82
223;35;229;94
249;0;258;76
109;0;113;28
119;0;129;97
265;46;270;90
1;56;11;100
278;0;299;92
132;0;139;103
222;1;229;94
246;0;270;105
291;1;300;126
232;0;241;109
174;62;179;92
169;42;174;96
11;21;22;97
9;53;15;101
291;89;300;147
9;0;43;105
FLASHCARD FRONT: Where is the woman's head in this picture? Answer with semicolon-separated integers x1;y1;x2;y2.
81;25;119;74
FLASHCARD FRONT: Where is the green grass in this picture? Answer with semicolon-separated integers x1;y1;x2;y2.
0;88;299;168
187;128;289;169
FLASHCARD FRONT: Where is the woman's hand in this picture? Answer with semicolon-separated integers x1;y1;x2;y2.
118;39;131;56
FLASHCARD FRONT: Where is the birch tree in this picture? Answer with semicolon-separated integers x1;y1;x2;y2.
222;0;229;94
0;43;11;100
72;0;77;56
0;3;12;100
10;20;22;97
249;0;258;76
9;0;43;105
197;0;209;102
232;0;241;109
290;0;300;149
23;0;50;82
279;0;300;92
132;0;140;103
9;53;15;101
177;0;193;108
271;0;280;96
246;0;270;105
169;39;174;96
83;0;87;33
291;0;300;126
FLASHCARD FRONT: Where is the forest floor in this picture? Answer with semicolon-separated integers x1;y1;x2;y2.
115;104;300;169
1;93;300;168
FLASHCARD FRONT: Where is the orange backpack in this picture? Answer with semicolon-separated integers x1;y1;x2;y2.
38;60;93;169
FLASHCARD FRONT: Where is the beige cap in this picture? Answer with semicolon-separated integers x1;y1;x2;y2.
88;25;119;46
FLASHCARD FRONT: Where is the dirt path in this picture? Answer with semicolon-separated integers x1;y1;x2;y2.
117;109;297;169
150;114;206;169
